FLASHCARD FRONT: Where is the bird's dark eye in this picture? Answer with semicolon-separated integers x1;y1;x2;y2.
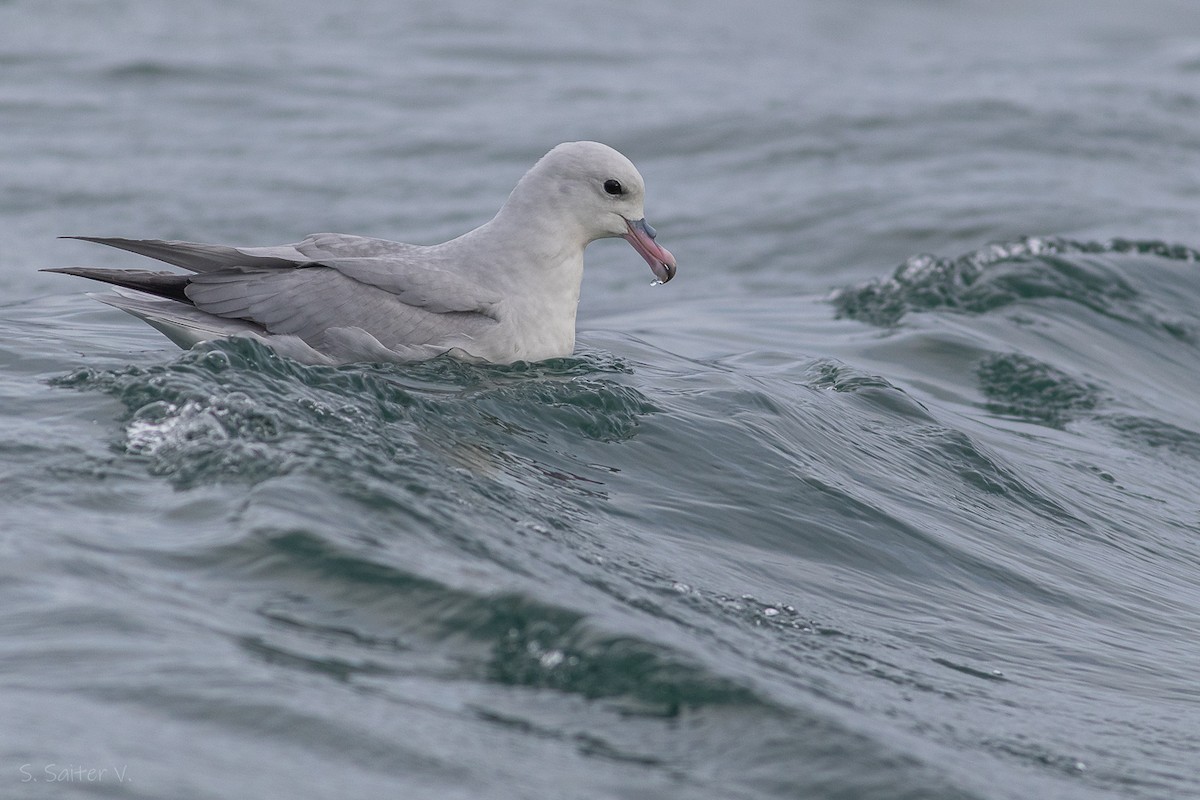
603;179;623;195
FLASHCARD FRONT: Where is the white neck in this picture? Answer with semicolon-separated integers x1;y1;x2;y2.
439;194;589;361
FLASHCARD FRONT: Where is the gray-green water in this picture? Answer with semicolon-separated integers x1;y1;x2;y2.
3;2;1200;798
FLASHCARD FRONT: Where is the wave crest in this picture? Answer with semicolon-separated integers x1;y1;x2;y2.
832;236;1199;327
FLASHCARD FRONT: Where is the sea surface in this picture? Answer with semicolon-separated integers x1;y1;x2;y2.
3;1;1200;798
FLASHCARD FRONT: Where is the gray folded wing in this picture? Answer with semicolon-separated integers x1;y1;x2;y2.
64;236;302;272
66;233;428;273
72;235;502;354
185;266;498;349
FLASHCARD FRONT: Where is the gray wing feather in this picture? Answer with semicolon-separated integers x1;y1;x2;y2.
233;232;414;261
294;232;423;259
63;236;300;272
185;267;496;349
68;235;503;358
68;233;425;271
70;235;501;316
94;289;266;349
316;258;501;315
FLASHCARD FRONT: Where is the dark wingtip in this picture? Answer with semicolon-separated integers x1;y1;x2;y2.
37;266;193;303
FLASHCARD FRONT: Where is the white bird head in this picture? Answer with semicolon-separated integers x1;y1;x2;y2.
505;141;677;283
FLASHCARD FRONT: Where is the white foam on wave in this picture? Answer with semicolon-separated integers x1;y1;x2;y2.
124;400;229;457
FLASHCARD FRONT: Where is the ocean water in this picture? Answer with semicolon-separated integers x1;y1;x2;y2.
3;1;1200;798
